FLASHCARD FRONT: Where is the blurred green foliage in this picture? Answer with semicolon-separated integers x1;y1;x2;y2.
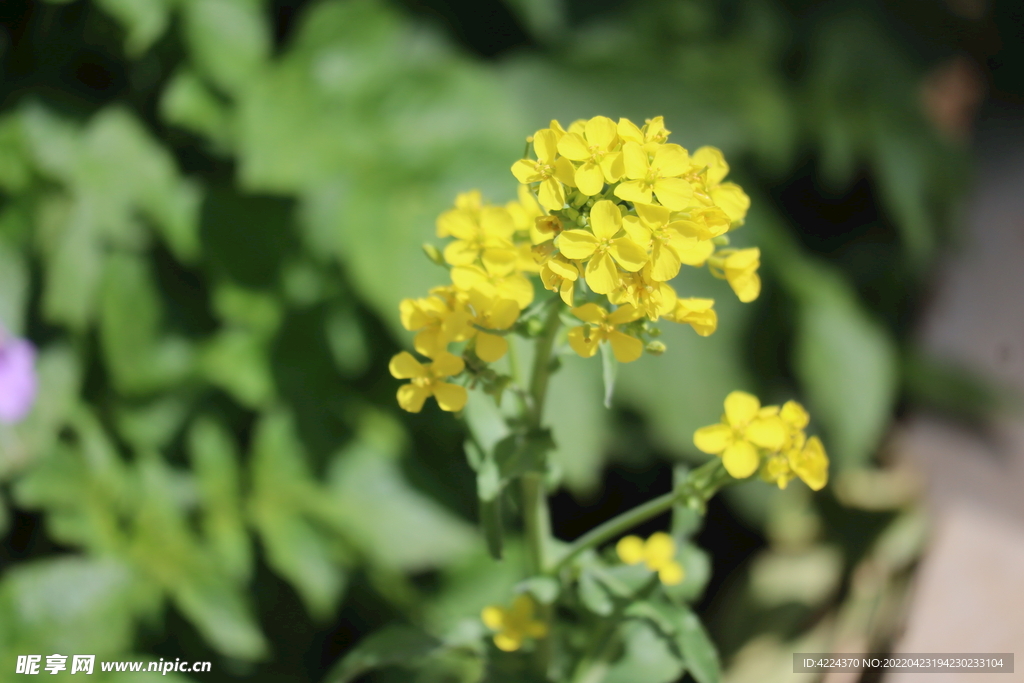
0;0;970;680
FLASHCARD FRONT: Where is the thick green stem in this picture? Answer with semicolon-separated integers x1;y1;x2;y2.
552;459;730;573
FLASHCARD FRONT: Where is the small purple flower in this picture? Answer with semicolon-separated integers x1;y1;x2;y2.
0;333;37;424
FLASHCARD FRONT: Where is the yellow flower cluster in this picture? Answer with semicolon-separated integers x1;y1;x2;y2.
481;594;548;652
390;116;762;412
693;391;829;490
616;531;685;585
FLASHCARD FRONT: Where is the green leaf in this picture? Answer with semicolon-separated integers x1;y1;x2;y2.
542;354;611;494
96;0;174;56
325;304;370;376
674;608;721;683
160;68;232;149
578;569;613;616
600;341;618;409
0;557;153;658
0;238;29;334
200;329;275;408
212;283;282;336
603;620;684;683
115;396;189;451
324;625;439;683
493;430;553;480
171;573;268;661
101;252;195;395
181;0;270;95
662;543;712;605
794;292;898;468
188;417;252;582
248;410;347;618
322;414;476;572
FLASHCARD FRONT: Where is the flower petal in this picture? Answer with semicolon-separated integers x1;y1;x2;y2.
608;238;649;272
608;331;643;363
746;416;786;450
693;423;732;454
584;252;619;294
533;129;559;163
389;351;426;379
433;382;468;412
691;146;729;185
567;325;600;358
613;180;652;205
590;200;622;240
658;561;685;586
651;143;690;176
397;383;431;413
585;115;618;149
780;400;809;429
557;132;590;161
538;177;566;212
475;332;508;363
722;440;759;479
511;159;541;184
652;177;695;211
557;230;598;260
622;141;649;179
574;162;605;196
791;436;829;491
710;182;750;224
571;303;607;324
643;532;676;569
724;390;760;426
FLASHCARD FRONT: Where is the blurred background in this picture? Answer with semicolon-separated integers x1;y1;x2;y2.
0;0;1021;681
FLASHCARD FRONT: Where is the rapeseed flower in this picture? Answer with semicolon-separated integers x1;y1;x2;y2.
616;532;685;586
690;146;751;225
511;127;576;212
709;247;761;303
389;350;467;413
399;288;473;357
465;291;519;363
566;303;643;363
481;594;548;652
609;265;678;321
557;200;648;294
665;298;717;336
614;142;695;210
539;254;579;306
556;116;624;196
623;203;713;281
693;391;787;478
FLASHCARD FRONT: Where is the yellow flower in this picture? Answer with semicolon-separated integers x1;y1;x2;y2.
557;200;648;294
664;298;717;336
790;436;829;491
693;391;787;479
438;202;517;272
399;287;473;357
539;254;579;306
451;261;534;309
709;247;761;303
511;128;577;212
567;303;644;363
622;203;713;282
481;594;548;652
614;142;695;210
556;116;625;196
616;532;685;586
673;206;732;241
608;265;678;321
389;351;467;413
617;116;671;154
465;291;520;363
690;146;751;225
506;185;548;246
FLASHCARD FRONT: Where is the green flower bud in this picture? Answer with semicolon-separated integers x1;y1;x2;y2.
645;340;667;356
422;243;445;265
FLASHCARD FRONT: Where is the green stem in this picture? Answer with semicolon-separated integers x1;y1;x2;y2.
528;302;563;429
552;459;730;573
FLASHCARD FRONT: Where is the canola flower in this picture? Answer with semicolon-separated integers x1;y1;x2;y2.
694;391;829;489
616;532;685;586
381;115;831;679
389;115;763;413
481;594;548;652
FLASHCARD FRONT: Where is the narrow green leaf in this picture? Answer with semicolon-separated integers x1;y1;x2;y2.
324;625;439;683
674;608;721;683
477;457;503;560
